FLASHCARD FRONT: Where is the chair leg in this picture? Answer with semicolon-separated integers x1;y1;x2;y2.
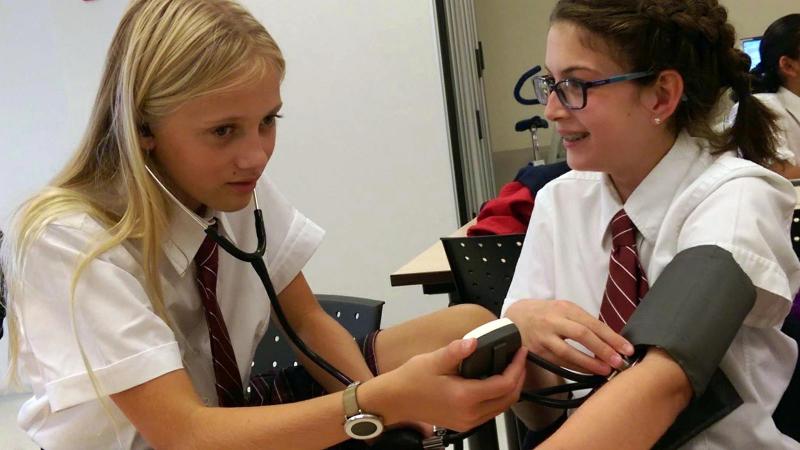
502;411;522;450
466;419;500;450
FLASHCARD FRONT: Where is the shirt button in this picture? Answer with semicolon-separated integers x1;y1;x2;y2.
203;397;210;406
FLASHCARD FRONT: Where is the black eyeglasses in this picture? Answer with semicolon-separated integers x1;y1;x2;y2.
533;71;655;110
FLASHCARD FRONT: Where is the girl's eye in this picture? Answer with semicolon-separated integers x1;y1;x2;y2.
261;114;283;127
213;126;234;137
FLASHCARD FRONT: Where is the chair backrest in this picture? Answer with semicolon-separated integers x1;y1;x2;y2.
252;294;385;374
791;208;800;261
441;233;526;317
442;233;528;449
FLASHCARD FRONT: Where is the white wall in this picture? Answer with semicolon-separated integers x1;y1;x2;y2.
475;0;799;156
725;0;798;39
0;0;458;386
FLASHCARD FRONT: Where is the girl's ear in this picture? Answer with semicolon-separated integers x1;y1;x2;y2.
642;69;683;125
778;55;800;80
140;124;155;154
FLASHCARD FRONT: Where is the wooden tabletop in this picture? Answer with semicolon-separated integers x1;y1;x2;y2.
389;219;474;288
392;185;800;290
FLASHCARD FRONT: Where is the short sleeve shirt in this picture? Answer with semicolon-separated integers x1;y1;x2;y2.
502;132;800;449
14;177;324;450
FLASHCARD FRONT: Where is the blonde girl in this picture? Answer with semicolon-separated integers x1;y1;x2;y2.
2;1;526;448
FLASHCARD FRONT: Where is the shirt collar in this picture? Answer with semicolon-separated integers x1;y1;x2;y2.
161;202;238;276
778;87;800;125
598;131;704;241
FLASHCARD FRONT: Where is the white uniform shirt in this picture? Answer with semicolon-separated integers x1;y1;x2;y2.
502;132;800;449
14;177;324;450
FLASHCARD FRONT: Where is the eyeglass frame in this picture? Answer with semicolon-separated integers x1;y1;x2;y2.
533;71;655;110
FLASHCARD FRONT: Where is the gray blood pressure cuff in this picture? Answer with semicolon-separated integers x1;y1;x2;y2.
621;245;755;449
622;245;755;395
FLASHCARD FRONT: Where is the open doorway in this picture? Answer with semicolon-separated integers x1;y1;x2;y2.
436;0;562;225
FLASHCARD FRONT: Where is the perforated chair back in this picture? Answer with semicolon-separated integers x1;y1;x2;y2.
441;234;526;317
252;294;385;374
791;208;800;259
442;233;528;450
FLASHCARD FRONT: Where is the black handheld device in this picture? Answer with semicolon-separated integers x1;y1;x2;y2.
459;318;522;379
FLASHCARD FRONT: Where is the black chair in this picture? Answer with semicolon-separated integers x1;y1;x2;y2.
441;233;526;317
252;294;385;375
441;234;528;450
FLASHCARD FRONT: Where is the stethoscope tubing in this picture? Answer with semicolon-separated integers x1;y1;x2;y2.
146;165;354;386
147;165;608;447
205;208;355;387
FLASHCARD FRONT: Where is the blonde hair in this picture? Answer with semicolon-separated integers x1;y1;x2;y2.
2;0;283;394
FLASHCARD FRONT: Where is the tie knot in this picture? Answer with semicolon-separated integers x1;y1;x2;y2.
610;209;637;248
195;223;219;270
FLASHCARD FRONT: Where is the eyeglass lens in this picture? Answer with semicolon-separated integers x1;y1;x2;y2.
533;77;585;109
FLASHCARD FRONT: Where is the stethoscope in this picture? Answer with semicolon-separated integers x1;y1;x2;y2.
146;166;619;447
146;165;355;387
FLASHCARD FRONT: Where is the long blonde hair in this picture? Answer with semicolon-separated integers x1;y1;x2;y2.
2;0;284;388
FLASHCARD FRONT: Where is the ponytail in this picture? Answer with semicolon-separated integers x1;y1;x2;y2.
724;46;781;165
730;92;780;164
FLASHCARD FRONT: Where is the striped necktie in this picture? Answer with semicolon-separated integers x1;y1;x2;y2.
599;209;649;333
195;227;245;407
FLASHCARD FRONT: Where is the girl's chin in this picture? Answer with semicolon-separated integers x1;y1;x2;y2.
201;195;253;213
565;151;597;172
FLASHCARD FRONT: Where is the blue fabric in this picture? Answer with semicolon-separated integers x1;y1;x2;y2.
513;161;571;197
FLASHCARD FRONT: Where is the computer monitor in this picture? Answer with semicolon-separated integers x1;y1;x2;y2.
741;36;762;70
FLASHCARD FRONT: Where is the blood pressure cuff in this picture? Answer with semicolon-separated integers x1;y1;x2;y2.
621;245;755;449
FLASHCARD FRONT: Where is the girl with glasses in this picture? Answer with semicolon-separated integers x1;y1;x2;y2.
0;1;526;448
502;1;800;449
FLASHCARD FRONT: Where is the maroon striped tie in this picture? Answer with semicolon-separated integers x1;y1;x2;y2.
195;230;245;407
599;209;649;333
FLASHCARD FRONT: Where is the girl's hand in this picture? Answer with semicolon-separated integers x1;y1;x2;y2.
505;299;634;375
382;338;527;432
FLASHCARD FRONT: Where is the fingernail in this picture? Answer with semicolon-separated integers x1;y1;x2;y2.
623;343;634;355
461;339;474;350
610;354;623;368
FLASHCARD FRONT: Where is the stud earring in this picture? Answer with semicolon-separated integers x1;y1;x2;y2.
654;117;662;125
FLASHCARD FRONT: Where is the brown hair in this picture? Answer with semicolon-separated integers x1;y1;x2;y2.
551;0;780;166
752;13;800;93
